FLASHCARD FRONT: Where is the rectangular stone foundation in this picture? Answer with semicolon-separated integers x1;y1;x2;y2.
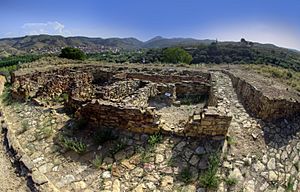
11;65;232;137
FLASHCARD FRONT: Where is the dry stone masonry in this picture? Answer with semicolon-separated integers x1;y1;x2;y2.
11;66;232;138
2;62;300;191
224;69;300;121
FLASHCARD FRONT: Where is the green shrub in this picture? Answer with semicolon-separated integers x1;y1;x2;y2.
163;47;192;64
199;153;220;189
91;155;103;169
53;93;69;103
224;177;238;186
148;132;163;147
110;141;127;155
60;47;86;60
60;136;87;154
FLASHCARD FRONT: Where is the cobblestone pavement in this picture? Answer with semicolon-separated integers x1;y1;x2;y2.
215;72;300;192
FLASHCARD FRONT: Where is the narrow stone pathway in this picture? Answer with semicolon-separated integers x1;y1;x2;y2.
214;72;300;192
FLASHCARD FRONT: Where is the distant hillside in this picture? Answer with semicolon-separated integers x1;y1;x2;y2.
1;34;300;71
143;36;214;48
0;35;214;56
186;41;300;71
0;35;144;55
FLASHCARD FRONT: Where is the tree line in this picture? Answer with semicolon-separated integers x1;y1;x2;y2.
84;40;300;71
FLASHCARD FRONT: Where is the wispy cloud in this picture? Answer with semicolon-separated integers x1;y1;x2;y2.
22;21;71;36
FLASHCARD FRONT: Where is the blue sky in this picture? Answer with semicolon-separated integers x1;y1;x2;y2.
1;0;300;49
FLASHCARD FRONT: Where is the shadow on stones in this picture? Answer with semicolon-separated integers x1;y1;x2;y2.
260;115;300;149
233;91;300;149
53;117;225;190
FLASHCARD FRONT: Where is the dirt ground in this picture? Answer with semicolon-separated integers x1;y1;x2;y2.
0;134;28;191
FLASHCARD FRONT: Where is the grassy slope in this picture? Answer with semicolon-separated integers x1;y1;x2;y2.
244;64;300;92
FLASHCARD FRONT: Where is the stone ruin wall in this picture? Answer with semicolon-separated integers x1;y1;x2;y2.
76;100;160;134
184;73;232;137
225;70;300;121
10;66;232;137
11;69;94;101
96;80;143;101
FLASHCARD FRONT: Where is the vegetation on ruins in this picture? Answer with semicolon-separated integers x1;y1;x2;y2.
179;167;193;183
199;152;221;189
59;47;86;60
36;115;56;139
139;147;152;164
224;177;238;186
179;94;206;105
53;93;69;103
59;135;87;154
19;120;30;135
226;136;236;147
148;132;163;147
110;141;127;155
1;84;14;106
91;155;103;169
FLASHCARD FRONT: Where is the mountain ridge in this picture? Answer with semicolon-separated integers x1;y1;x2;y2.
0;34;215;56
0;34;299;58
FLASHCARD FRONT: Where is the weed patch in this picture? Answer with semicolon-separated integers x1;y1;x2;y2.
110;141;126;155
91;155;103;169
224;177;238;186
59;135;87;154
179;167;192;183
199;152;221;189
148;132;163;147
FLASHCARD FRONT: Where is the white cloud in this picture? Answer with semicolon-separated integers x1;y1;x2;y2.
22;21;71;36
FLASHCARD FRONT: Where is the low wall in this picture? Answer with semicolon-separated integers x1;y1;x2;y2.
11;69;94;101
175;81;210;98
184;107;232;137
123;83;158;107
76;100;160;134
97;80;143;100
184;73;232;137
225;70;300;120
